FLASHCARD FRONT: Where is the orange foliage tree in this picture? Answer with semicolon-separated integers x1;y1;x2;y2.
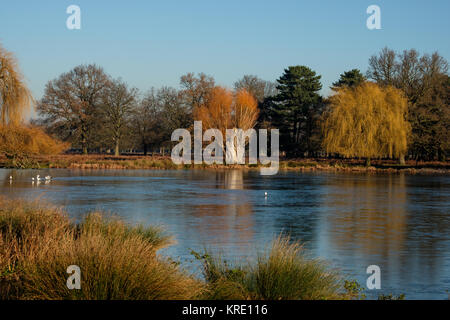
194;87;259;135
193;87;259;162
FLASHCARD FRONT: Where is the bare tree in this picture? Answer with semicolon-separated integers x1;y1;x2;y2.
37;64;110;154
367;47;398;86
234;75;277;103
101;78;137;156
367;47;449;161
158;86;191;135
180;72;215;110
234;75;278;130
132;89;164;155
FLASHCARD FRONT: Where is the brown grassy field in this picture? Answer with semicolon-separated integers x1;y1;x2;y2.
1;154;448;174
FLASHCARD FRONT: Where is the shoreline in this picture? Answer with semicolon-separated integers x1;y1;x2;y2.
1;155;449;175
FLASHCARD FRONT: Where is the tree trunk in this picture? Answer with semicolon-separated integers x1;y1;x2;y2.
143;144;148;156
225;146;240;164
81;124;88;155
399;154;405;165
115;140;120;156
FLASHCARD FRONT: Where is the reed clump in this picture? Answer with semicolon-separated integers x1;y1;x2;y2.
195;236;344;300
0;198;203;300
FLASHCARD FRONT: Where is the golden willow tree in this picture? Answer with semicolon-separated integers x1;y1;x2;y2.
0;44;33;125
322;82;410;166
0;44;67;167
193;87;259;163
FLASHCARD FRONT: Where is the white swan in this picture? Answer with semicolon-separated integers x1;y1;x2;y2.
45;176;52;181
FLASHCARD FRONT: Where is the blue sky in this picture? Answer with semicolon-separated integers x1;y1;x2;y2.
1;0;449;102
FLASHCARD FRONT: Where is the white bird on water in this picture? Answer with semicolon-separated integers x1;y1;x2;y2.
45;176;52;181
264;192;268;197
32;175;44;182
9;176;13;180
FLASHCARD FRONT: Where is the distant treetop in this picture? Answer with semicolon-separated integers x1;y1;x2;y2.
332;69;366;90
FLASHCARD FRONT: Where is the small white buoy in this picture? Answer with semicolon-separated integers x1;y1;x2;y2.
264;192;268;197
32;177;35;181
9;176;13;180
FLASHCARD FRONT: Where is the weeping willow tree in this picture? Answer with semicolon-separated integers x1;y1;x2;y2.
322;82;410;166
0;44;67;167
0;43;33;125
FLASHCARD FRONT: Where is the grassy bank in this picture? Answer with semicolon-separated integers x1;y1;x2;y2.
0;198;203;300
1;154;449;174
0;198;358;300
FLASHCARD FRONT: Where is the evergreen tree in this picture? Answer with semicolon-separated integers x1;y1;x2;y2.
270;66;323;156
332;69;366;89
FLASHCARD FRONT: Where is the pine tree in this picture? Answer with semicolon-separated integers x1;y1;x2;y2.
332;69;366;89
270;66;323;156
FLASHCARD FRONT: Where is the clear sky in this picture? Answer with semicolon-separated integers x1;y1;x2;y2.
1;0;449;102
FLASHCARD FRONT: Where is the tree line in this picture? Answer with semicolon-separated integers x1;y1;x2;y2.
29;47;449;162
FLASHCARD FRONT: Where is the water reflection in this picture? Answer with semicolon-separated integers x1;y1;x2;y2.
0;168;449;299
317;173;449;298
189;170;254;253
323;173;408;255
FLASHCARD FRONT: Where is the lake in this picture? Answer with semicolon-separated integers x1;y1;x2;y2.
1;168;449;299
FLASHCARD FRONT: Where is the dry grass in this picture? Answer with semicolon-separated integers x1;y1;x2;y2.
0;125;69;168
0;198;203;300
1;153;448;173
195;236;344;300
